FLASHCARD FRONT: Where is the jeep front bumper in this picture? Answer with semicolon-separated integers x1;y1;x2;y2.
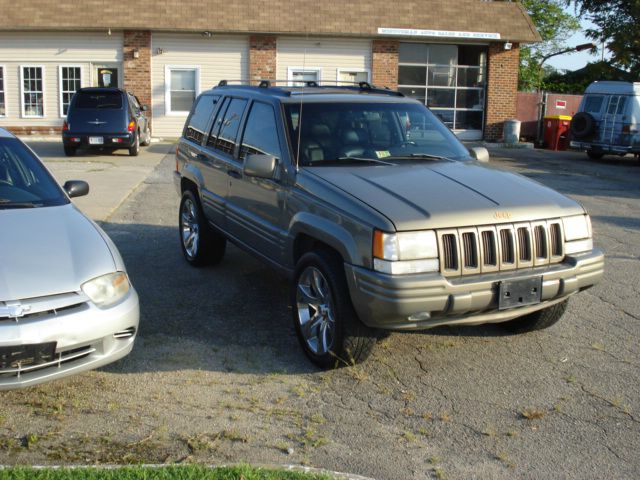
345;248;604;330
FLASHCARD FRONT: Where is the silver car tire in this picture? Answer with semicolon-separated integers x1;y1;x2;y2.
292;250;377;369
179;189;226;267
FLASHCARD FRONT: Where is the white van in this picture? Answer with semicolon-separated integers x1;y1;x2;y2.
570;81;640;160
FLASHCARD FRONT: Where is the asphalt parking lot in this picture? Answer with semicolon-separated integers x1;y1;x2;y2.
1;141;638;479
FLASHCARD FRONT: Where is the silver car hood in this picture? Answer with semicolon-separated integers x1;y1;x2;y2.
307;161;585;230
0;204;116;301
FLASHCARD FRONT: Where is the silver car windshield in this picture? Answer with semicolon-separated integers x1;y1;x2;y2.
285;101;470;166
0;138;68;209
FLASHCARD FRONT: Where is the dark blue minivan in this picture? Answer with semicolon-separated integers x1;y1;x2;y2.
62;88;151;157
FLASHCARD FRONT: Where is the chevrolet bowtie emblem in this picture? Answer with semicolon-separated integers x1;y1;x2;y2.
0;301;32;319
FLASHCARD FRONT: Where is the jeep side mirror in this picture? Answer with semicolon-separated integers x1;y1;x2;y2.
141;105;148;112
470;147;490;163
63;180;90;198
244;154;278;179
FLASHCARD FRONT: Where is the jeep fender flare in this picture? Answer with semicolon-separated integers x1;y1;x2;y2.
180;163;206;194
288;212;361;267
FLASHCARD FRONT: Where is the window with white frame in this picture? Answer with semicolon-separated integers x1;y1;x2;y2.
59;66;82;117
0;66;5;117
21;66;45;118
166;66;199;114
337;69;370;85
288;67;321;86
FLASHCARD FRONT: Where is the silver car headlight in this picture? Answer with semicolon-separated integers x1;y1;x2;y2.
373;230;439;274
82;272;130;308
563;214;593;254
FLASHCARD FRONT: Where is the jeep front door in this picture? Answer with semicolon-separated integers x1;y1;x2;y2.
225;101;289;263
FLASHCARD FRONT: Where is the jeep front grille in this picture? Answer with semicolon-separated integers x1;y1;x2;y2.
437;220;564;276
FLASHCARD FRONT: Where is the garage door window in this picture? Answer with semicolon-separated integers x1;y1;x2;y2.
59;66;82;117
166;66;199;115
21;66;44;118
398;44;487;138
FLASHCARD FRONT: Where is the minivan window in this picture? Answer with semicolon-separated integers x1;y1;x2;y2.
583;95;603;114
186;95;220;144
0;138;67;208
212;98;247;156
240;102;281;161
75;91;123;109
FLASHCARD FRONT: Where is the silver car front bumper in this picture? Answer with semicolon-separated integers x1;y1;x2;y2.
0;288;139;390
345;249;604;330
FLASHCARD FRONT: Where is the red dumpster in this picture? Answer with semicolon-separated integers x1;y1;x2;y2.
544;115;572;151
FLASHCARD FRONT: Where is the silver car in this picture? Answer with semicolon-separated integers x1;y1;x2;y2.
0;128;139;390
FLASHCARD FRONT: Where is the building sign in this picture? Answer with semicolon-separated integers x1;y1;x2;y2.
378;27;501;40
555;100;567;109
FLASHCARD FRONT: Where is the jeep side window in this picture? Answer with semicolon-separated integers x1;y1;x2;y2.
211;98;247;157
583;95;603;114
206;97;230;148
185;94;220;144
239;102;281;161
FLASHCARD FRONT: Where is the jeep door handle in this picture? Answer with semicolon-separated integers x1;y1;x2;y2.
227;170;242;179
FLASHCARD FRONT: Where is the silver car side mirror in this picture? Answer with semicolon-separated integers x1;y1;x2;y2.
244;154;278;179
63;180;90;198
470;147;490;163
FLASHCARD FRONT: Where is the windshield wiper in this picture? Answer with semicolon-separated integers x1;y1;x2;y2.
0;199;41;208
335;156;395;166
386;153;451;161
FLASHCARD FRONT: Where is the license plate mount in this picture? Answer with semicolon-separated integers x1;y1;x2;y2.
89;136;104;145
0;342;57;369
498;277;542;310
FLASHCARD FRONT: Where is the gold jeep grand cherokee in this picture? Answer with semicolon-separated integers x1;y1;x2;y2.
175;81;604;369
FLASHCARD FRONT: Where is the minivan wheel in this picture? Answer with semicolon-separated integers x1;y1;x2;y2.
64;145;76;157
292;250;377;369
129;134;140;156
140;127;151;146
179;190;226;267
501;300;568;334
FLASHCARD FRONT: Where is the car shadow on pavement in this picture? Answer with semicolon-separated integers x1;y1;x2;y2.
26;141;174;159
98;221;318;376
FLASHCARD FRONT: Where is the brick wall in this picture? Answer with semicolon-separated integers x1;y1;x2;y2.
485;42;520;141
123;30;152;126
250;35;277;84
371;40;399;89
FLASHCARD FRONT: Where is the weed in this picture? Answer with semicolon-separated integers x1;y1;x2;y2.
565;375;577;384
439;412;452;423
591;342;606;351
22;433;38;449
520;408;546;420
220;429;249;443
433;466;447;479
403;431;417;443
309;414;326;425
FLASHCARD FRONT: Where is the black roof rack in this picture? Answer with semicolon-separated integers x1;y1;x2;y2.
214;79;404;97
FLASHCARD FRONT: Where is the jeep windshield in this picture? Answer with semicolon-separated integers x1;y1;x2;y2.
285;101;470;166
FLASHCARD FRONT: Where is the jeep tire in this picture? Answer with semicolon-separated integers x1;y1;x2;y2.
179;189;226;267
292;249;377;369
501;299;568;333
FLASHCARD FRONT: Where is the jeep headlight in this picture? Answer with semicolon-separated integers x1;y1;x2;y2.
562;214;593;254
373;230;439;274
82;272;130;308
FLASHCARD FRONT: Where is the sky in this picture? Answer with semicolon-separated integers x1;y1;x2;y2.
543;5;609;72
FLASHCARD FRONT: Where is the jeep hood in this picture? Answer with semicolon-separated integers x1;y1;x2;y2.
306;161;584;230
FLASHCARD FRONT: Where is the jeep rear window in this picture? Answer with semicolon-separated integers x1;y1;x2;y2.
75;91;123;109
583;95;603;114
285;102;469;165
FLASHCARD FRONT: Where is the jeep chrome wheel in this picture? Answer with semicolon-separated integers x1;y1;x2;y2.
178;190;226;267
292;250;377;369
181;196;200;260
296;266;336;355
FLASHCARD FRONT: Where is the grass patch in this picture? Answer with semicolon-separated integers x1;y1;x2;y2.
520;408;546;420
0;465;332;480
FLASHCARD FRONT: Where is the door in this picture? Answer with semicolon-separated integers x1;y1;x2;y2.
225;100;288;261
600;95;627;146
95;66;120;88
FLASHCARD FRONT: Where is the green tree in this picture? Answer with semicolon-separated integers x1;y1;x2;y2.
518;0;580;91
570;0;640;71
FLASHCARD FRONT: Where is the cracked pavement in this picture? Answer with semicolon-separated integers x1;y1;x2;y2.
0;144;638;479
